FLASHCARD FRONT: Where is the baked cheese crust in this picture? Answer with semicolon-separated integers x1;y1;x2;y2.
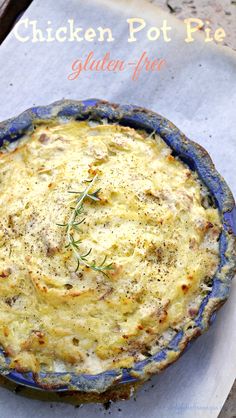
0;120;221;374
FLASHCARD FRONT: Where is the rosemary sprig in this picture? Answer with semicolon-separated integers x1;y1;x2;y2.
57;174;113;276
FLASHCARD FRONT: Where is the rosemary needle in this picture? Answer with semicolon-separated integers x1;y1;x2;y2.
57;174;113;276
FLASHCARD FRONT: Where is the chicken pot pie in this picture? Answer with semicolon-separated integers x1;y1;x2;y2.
0;100;235;401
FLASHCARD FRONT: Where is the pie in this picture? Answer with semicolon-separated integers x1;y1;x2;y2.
0;100;235;401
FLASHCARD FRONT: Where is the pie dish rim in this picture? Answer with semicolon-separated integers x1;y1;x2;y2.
0;98;235;394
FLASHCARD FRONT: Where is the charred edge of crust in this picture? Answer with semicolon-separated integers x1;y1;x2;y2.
0;373;141;403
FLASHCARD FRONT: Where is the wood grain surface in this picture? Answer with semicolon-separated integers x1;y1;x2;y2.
148;0;236;49
0;0;33;43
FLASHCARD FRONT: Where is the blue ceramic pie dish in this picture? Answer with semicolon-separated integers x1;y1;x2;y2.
0;99;235;400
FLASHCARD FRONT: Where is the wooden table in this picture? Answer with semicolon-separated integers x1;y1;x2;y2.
149;0;236;50
0;0;32;43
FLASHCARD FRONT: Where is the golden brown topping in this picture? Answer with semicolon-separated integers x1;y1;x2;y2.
0;121;221;374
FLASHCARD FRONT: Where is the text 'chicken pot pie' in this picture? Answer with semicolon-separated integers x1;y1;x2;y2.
0;118;223;378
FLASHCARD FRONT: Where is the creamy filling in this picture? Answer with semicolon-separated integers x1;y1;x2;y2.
0;120;221;374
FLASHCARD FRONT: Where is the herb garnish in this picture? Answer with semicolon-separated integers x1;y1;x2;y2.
57;174;113;276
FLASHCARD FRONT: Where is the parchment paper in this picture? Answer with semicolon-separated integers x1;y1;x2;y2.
0;1;235;417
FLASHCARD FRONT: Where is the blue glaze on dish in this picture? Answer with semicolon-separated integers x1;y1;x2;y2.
0;99;235;393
